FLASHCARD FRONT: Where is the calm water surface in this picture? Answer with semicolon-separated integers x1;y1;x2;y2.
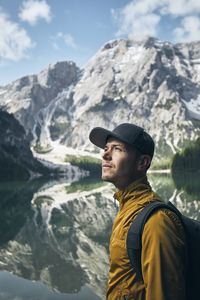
0;173;199;300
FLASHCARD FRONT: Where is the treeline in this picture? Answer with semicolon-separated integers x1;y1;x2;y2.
171;138;200;196
171;138;200;172
65;154;101;177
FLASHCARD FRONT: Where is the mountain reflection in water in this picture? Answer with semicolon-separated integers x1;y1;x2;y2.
0;173;199;300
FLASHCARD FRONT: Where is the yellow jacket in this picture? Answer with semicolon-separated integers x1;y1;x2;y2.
107;177;186;300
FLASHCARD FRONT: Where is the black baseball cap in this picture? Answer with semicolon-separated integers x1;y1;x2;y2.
89;123;155;158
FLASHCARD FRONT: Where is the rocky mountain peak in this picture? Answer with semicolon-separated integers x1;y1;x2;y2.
37;61;79;88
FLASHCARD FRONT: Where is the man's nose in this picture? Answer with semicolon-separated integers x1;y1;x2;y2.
102;148;112;160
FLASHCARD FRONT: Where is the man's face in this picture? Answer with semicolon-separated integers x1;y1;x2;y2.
101;137;140;190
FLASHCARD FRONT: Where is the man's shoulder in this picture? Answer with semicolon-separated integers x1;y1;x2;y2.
143;206;185;242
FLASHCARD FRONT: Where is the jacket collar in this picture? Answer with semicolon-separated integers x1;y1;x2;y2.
114;176;152;206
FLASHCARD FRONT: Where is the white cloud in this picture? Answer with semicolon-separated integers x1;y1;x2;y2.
112;0;164;40
52;32;77;49
19;0;52;26
162;0;200;16
0;12;34;62
173;16;200;42
112;0;200;42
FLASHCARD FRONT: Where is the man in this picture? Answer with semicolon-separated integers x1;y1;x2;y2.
89;123;186;300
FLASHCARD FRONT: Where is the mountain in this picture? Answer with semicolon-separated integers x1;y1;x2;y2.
0;61;79;151
0;110;89;181
0;37;200;159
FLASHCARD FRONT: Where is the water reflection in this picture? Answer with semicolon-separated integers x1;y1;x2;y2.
149;172;200;220
0;271;100;300
172;171;200;197
0;178;115;300
0;173;199;300
0;180;44;245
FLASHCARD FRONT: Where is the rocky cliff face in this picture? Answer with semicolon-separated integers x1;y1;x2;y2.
0;110;88;181
0;61;79;150
67;38;200;157
0;110;51;180
0;37;200;158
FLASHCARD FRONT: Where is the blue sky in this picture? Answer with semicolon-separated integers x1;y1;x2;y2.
0;0;200;86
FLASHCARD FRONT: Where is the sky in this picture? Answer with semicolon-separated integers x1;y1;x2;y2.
0;0;200;86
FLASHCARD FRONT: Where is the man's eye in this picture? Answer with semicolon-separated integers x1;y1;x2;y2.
114;146;122;151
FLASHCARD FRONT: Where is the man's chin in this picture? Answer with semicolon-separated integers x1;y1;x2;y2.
102;175;114;183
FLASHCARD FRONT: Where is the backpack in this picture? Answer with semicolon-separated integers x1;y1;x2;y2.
126;201;200;300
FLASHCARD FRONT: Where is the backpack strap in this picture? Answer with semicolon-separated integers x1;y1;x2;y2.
126;201;181;282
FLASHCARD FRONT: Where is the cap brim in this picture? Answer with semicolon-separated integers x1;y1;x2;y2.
89;127;124;149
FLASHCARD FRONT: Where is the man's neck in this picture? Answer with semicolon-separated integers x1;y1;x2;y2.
114;174;146;191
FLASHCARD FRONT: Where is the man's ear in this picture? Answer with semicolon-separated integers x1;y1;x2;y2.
137;155;151;171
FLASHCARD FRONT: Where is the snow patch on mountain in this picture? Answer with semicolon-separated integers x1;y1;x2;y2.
182;96;200;121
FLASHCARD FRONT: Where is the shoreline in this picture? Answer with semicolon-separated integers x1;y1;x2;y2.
148;169;170;174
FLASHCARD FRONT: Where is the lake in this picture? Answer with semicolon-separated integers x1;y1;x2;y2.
0;172;199;300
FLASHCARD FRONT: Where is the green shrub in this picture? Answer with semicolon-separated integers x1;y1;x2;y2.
33;143;53;154
65;154;101;177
